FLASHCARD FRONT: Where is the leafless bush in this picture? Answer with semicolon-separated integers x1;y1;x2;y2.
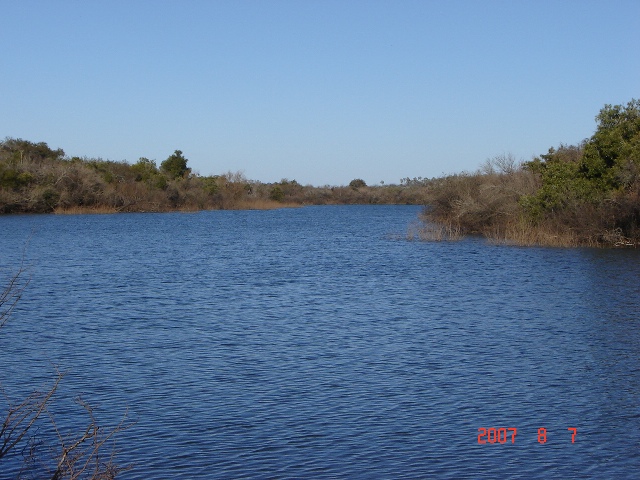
480;153;519;175
0;267;28;330
46;398;131;480
1;268;132;479
410;218;462;241
422;169;536;232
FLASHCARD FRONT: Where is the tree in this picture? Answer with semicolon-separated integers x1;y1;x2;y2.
131;157;158;182
349;178;367;189
1;138;65;164
269;185;284;202
160;150;190;179
521;100;640;215
580;99;640;190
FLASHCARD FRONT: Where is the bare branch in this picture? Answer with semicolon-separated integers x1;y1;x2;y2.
0;371;62;460
49;398;133;480
1;259;132;478
0;266;29;330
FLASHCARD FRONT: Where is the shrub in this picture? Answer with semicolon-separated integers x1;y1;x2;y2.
420;100;640;246
349;178;367;189
131;157;159;182
269;185;285;202
160;150;190;179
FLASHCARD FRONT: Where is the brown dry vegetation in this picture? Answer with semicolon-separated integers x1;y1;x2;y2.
0;139;425;214
419;154;541;242
420;155;640;247
420;99;640;247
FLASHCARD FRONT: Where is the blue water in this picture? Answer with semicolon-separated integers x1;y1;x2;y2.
1;205;639;478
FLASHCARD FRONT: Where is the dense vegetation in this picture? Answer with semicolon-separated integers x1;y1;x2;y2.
0;141;425;214
419;99;640;247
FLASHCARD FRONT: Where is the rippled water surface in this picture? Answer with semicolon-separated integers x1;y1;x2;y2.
1;205;640;478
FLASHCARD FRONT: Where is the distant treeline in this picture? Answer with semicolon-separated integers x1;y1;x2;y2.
418;99;640;247
4;99;639;248
0;141;426;214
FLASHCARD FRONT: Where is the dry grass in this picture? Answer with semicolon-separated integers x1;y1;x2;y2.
483;218;583;247
416;217;599;247
430;216;639;248
53;205;119;215
409;220;463;241
418;161;640;248
51;199;303;214
231;198;302;210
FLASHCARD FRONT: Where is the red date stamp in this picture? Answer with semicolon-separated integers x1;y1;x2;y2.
477;427;577;444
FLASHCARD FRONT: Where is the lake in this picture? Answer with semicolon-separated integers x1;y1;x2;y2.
1;205;639;478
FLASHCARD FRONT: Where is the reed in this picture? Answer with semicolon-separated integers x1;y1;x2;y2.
417;169;637;247
53;205;119;215
411;220;463;241
231;198;302;210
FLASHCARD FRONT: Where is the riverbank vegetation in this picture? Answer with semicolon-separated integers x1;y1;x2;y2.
3;99;638;248
418;99;640;247
0;140;426;214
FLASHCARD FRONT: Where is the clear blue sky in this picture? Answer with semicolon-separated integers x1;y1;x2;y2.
1;0;638;186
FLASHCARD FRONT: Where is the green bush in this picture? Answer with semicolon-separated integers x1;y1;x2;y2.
580;99;640;190
421;99;640;246
201;176;220;196
349;178;367;189
160;150;190;179
153;174;168;190
523;100;640;217
42;188;59;208
269;185;285;202
131;157;159;182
